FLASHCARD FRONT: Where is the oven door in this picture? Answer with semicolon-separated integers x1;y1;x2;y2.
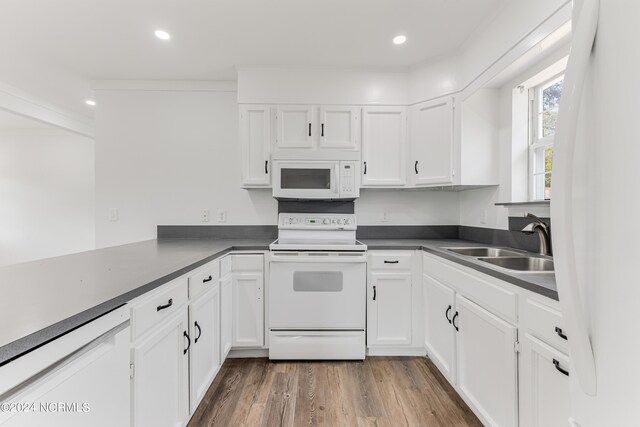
269;252;366;329
273;161;339;199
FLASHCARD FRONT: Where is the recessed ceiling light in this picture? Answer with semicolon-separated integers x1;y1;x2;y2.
393;35;407;45
154;30;171;40
85;100;96;106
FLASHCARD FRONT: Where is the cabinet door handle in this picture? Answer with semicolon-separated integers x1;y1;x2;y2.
384;260;399;264
321;123;325;137
363;161;367;175
183;331;191;355
445;305;452;324
194;321;202;343
415;161;419;174
265;160;269;174
555;327;568;340
373;285;377;301
553;359;569;376
203;275;213;283
452;312;459;331
156;298;173;312
308;123;312;137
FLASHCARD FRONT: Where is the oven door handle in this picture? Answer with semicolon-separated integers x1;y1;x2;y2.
270;255;367;263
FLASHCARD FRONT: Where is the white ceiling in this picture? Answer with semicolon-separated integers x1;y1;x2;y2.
0;0;508;116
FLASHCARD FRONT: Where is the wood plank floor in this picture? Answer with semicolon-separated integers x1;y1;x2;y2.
188;357;482;427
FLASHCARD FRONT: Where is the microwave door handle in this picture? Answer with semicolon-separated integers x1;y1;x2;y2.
333;164;340;194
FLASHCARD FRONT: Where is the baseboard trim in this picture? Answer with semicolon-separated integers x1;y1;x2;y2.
367;347;427;357
227;348;269;358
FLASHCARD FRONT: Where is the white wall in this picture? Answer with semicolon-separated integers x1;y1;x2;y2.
356;190;459;225
0;131;95;265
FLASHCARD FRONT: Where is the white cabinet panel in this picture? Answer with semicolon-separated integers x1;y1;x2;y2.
367;272;412;346
232;271;264;347
132;309;189;427
189;284;221;413
276;105;314;149
455;295;517;427
220;273;233;360
318;106;359;150
239;105;272;187
361;107;407;187
410;98;454;185
423;274;456;383
0;326;130;427
519;334;571;427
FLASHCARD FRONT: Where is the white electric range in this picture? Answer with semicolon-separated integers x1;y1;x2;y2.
268;213;367;360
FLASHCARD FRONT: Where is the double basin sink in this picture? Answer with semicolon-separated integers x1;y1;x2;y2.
444;247;554;272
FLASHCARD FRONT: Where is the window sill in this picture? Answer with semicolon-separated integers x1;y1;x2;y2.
495;200;550;207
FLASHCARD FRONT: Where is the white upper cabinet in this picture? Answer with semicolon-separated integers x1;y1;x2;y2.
410;97;454;186
361;106;407;187
318;106;359;150
239;105;272;187
276;105;314;149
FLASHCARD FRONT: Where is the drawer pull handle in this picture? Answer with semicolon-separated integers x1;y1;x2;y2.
373;285;377;301
553;359;569;376
452;312;459;331
445;305;452;324
183;331;191;355
156;298;173;311
203;275;213;283
555;327;568;340
194;321;202;343
384;260;399;264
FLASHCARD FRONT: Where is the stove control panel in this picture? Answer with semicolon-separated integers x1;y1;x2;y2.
279;213;357;229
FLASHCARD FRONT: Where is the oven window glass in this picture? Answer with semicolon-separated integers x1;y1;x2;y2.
293;271;343;292
281;168;331;189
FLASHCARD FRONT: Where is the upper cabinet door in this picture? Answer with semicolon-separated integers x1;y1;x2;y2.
410;98;454;186
276;105;314;149
318;106;359;150
239;105;272;187
361;107;407;187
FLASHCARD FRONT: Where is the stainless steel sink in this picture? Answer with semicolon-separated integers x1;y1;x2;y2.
446;247;522;257
478;257;554;272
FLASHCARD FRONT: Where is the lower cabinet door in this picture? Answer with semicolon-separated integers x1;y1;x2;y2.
189;284;221;413
232;272;264;347
132;308;190;427
423;274;456;382
367;272;412;346
455;295;517;427
221;274;233;359
519;334;571;427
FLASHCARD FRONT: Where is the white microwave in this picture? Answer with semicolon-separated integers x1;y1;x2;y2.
272;160;360;200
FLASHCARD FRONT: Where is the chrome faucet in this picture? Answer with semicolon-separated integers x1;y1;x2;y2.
521;213;552;256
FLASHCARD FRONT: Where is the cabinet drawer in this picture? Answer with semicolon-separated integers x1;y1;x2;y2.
423;253;517;323
131;278;188;341
188;260;220;299
369;252;413;270
220;255;232;277
232;254;264;271
522;298;568;353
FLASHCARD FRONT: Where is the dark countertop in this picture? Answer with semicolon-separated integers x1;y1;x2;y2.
361;239;557;300
0;238;272;365
0;236;556;366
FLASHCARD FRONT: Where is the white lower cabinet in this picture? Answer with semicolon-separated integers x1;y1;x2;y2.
189;284;221;414
232;254;265;348
367;271;412;346
519;334;571;427
455;294;518;427
220;272;233;359
131;308;190;427
422;274;456;382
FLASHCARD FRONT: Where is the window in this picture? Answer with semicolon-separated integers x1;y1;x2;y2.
529;74;563;200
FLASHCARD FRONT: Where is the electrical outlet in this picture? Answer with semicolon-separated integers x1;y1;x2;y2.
481;209;488;225
201;209;210;223
217;209;227;223
381;210;390;223
109;208;119;222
